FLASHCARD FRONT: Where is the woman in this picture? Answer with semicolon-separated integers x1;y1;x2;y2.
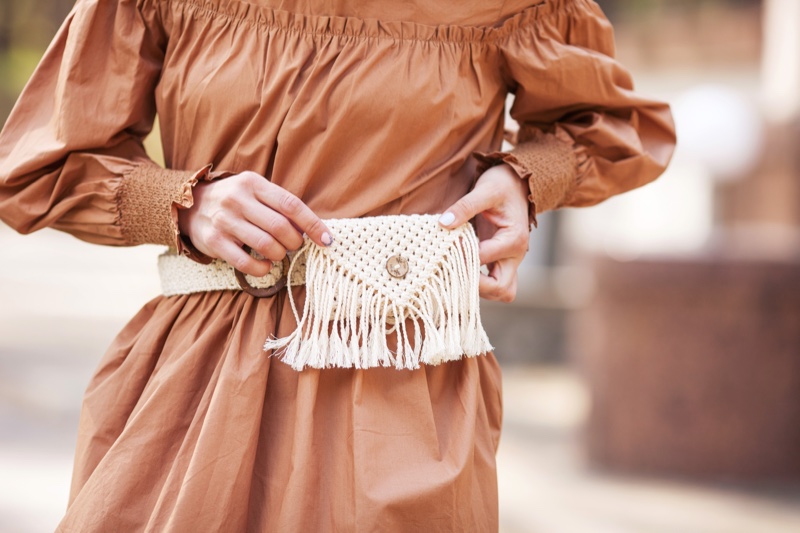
0;0;674;530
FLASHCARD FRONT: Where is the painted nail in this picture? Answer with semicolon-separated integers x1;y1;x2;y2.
321;232;334;246
438;212;456;226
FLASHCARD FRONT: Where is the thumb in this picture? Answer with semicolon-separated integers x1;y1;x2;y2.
438;188;493;229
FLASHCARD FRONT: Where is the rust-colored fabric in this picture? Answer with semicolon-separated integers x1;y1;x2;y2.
0;0;675;531
64;291;504;531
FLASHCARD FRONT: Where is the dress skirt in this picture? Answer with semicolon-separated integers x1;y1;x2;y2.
58;288;504;532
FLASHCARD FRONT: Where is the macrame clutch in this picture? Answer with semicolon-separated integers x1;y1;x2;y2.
263;214;494;370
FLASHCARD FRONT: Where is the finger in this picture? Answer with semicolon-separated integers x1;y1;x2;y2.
478;229;530;265
255;183;333;247
241;200;305;251
216;239;274;278
479;238;511;266
231;221;288;263
479;259;519;303
438;186;498;229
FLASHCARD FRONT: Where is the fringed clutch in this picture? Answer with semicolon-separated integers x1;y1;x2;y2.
264;214;494;370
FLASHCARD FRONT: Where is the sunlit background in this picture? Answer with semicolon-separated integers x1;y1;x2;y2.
1;0;799;531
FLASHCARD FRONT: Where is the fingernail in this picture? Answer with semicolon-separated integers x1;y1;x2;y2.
439;212;456;226
321;232;334;246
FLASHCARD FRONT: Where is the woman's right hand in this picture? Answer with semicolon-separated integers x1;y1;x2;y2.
178;171;333;277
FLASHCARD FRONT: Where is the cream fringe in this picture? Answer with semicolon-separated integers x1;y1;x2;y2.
264;214;493;370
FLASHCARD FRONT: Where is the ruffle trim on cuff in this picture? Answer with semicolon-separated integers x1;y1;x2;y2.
171;163;214;264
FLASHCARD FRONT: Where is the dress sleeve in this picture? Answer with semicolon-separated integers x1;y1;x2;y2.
0;0;229;257
474;0;676;227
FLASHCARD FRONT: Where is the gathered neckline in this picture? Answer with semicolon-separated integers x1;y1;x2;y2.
154;0;589;44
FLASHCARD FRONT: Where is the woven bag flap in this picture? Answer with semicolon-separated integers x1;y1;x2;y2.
319;214;468;305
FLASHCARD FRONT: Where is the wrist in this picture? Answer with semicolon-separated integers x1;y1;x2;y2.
177;181;205;235
176;181;214;263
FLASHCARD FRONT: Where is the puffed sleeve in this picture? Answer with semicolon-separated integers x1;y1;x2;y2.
0;0;230;258
475;0;676;227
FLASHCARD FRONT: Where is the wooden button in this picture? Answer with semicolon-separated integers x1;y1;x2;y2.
386;255;409;279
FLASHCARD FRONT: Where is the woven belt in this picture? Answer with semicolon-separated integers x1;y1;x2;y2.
158;248;306;297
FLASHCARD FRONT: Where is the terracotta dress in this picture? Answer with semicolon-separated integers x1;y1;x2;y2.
0;0;675;531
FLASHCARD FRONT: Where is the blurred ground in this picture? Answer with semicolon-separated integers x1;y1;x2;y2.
2;225;799;532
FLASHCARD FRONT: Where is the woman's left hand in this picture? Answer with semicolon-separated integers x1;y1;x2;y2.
439;163;531;302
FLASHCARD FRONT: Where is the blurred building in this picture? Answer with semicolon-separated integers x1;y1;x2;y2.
551;0;800;481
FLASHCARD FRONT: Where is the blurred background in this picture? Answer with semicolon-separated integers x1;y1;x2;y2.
1;0;799;531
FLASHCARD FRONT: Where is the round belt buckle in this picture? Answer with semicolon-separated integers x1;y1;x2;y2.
234;246;290;298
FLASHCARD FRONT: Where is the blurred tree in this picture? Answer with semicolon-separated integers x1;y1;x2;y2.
600;0;761;17
0;0;73;125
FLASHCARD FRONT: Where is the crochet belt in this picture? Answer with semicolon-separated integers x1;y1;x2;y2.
158;214;493;370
